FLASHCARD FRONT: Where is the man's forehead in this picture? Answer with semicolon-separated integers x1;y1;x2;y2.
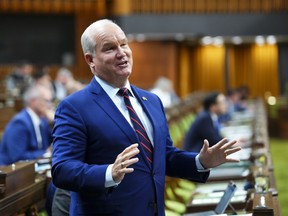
217;94;226;101
96;29;127;44
94;21;124;35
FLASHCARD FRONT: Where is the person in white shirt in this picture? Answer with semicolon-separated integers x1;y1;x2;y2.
0;85;53;165
150;76;179;108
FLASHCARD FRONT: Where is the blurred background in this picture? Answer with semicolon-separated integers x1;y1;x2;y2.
0;1;287;216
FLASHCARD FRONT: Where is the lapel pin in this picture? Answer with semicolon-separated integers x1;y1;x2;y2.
142;96;147;101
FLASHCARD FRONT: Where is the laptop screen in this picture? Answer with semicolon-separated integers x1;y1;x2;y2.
214;182;237;214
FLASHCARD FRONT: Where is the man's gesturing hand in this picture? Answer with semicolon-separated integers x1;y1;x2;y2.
112;143;140;183
199;138;241;169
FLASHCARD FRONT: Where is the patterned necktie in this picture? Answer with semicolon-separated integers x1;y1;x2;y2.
118;88;153;164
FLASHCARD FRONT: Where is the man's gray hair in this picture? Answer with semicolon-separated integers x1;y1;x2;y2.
80;19;116;56
23;85;42;106
57;67;73;78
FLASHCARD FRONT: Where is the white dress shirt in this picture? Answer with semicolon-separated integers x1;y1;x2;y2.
95;76;154;146
94;76;208;188
26;107;42;149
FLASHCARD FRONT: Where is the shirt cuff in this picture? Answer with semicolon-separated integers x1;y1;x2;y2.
105;164;120;188
195;154;211;172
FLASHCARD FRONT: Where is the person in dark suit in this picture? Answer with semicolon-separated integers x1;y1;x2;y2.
0;85;53;165
183;92;227;152
5;60;33;98
51;19;241;216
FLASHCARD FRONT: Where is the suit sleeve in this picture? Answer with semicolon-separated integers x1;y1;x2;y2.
197;115;222;147
4;120;45;163
52;100;109;193
165;135;209;182
153;97;210;183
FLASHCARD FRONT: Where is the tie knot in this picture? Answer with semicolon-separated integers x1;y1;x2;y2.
118;88;130;97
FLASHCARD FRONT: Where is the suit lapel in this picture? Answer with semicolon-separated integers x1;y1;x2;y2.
23;109;39;149
88;79;162;171
131;86;163;171
88;79;139;145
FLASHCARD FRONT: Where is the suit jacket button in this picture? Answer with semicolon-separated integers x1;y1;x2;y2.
149;202;157;213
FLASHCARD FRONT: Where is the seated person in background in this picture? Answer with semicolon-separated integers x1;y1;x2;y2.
53;67;73;101
5;60;34;98
53;67;86;101
32;66;55;98
183;92;227;152
235;85;249;112
220;88;242;122
150;76;180;108
0;85;53;165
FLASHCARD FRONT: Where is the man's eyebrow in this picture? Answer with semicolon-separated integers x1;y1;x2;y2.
102;41;116;48
101;38;127;48
120;38;128;43
102;41;114;46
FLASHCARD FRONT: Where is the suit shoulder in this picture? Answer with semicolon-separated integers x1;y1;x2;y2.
4;110;31;130
132;86;161;102
10;109;30;122
192;111;211;126
60;86;90;105
197;111;211;120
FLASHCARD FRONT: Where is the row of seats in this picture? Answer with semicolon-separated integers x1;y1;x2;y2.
164;92;206;216
163;97;282;215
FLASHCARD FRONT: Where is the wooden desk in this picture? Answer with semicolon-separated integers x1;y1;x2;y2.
252;192;281;216
165;98;282;215
0;106;16;132
0;176;46;216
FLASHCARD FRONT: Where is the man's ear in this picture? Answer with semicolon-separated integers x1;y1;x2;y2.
84;53;94;68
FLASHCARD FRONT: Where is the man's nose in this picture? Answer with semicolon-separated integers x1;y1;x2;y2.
116;47;126;58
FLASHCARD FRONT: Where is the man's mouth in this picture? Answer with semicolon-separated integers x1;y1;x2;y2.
118;61;128;67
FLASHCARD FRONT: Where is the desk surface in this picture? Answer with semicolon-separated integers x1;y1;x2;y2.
0;176;46;216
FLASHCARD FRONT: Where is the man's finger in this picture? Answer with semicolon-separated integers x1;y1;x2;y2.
220;140;238;150
211;138;229;150
122;157;139;168
122;148;140;161
121;143;139;155
121;167;135;174
202;139;209;151
225;158;240;163
225;146;242;155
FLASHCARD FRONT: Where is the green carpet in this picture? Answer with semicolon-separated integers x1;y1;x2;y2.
270;138;288;216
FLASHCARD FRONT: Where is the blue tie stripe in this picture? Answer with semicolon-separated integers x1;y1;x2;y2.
118;88;153;164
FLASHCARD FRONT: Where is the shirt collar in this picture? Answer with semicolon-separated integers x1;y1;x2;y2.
94;75;134;98
26;107;41;125
210;112;218;122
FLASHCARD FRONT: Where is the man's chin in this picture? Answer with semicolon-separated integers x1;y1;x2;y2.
117;69;132;77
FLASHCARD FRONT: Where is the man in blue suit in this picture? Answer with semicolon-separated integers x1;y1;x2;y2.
51;19;241;216
0;85;53;165
183;92;227;152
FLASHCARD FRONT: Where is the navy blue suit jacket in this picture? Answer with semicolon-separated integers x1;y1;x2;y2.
183;111;223;152
0;109;52;165
52;78;210;216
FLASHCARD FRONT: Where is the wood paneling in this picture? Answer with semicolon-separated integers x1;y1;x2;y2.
74;13;100;82
178;45;190;98
110;0;131;15
128;41;179;90
189;45;226;93
0;0;106;15
0;1;106;83
229;44;279;98
0;0;283;99
111;0;288;15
